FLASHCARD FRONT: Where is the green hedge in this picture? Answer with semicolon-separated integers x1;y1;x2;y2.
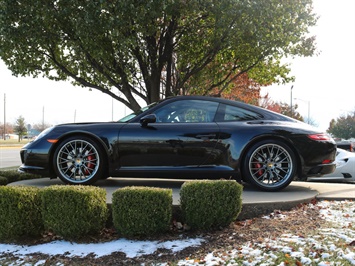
0;170;41;184
180;180;242;230
0;179;243;241
0;176;7;186
112;186;172;237
41;185;108;239
0;186;43;240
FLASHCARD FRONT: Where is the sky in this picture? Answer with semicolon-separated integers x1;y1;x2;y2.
260;0;355;131
1;0;355;131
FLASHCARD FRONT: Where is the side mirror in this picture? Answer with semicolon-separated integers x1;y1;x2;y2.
140;114;157;127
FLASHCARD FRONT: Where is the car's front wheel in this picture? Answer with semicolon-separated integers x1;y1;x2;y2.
242;140;297;191
53;136;104;185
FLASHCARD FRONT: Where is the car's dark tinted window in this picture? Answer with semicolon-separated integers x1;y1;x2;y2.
218;104;263;121
153;100;219;123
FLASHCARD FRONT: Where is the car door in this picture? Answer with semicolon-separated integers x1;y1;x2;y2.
117;99;220;172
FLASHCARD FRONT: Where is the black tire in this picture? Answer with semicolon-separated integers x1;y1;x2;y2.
53;136;104;185
242;139;297;191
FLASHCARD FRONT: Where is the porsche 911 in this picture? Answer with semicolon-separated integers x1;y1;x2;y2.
19;96;337;191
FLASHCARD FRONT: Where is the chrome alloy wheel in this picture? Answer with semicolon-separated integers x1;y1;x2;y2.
248;143;293;188
56;139;100;183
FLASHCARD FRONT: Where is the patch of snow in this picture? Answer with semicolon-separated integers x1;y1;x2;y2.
0;238;204;259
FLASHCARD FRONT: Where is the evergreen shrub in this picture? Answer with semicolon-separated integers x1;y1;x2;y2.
41;185;108;239
0;186;43;240
0;170;41;183
0;176;7;185
180;180;242;230
112;186;172;237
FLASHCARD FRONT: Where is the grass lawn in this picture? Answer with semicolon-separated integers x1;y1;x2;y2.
0;139;30;147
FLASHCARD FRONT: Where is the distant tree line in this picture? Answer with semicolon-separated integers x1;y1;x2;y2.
327;110;355;140
1;118;52;142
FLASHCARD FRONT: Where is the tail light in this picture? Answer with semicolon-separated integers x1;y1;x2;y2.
307;133;332;141
322;159;332;164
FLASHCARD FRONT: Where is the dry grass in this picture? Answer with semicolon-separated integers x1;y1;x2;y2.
0;139;29;146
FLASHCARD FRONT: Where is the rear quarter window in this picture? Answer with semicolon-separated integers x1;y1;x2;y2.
221;104;263;121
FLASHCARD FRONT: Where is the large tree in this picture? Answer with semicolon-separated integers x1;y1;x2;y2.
209;72;262;106
0;0;317;111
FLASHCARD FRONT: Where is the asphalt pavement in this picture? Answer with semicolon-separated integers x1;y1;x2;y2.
0;147;22;168
9;178;355;220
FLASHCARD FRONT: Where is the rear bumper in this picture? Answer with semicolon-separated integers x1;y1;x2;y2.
305;163;336;177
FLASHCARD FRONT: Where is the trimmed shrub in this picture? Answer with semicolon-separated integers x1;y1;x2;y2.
0;176;7;186
0;186;43;240
41;185;108;239
0;170;41;184
112;186;172;237
180;180;242;230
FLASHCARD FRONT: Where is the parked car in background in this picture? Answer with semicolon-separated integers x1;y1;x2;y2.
335;140;354;152
19;96;336;192
308;148;355;182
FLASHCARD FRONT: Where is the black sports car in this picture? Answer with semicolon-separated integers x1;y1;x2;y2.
19;96;336;191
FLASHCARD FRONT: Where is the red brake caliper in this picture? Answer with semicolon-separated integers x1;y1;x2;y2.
85;154;94;175
255;163;264;176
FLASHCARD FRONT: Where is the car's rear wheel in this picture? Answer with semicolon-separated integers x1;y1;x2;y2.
53;136;104;185
242;140;297;191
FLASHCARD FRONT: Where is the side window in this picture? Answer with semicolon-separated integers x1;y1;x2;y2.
219;104;263;121
153;100;219;123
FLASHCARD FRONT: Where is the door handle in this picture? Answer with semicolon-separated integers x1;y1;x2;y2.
196;134;217;139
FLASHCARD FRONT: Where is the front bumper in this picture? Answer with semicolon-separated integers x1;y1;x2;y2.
19;144;54;177
18;164;49;175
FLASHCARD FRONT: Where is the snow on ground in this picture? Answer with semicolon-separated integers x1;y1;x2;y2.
177;200;355;266
0;238;204;259
0;200;354;265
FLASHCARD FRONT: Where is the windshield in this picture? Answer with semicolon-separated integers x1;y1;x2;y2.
118;102;159;122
